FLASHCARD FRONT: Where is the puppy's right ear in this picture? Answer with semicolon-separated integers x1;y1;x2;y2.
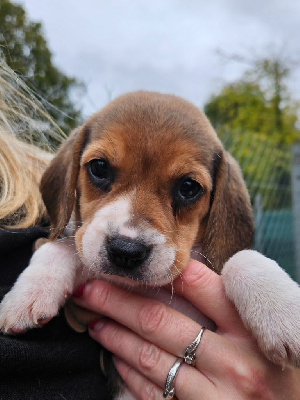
40;126;89;239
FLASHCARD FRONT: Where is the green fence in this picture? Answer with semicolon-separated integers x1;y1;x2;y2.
222;132;298;282
253;209;296;280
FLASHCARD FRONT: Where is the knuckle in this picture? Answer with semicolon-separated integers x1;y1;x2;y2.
184;263;215;292
138;302;168;336
231;362;270;399
101;322;121;349
139;342;162;371
140;383;161;400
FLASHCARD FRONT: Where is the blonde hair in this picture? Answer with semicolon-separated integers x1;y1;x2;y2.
0;58;66;228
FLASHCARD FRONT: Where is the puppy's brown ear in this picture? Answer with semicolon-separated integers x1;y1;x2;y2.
202;151;254;273
40;126;88;239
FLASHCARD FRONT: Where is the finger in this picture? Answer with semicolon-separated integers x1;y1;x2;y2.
113;357;165;400
91;319;216;400
74;280;236;374
171;259;246;333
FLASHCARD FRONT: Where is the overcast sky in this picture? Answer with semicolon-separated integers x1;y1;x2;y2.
20;0;300;118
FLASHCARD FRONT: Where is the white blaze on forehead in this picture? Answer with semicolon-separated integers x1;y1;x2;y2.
118;225;138;239
94;196;133;230
82;196;134;251
81;196;135;266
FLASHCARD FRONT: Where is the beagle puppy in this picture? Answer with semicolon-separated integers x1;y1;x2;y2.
0;91;299;398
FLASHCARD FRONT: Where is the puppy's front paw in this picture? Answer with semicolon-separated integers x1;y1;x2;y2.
222;250;300;368
0;274;69;334
0;240;79;334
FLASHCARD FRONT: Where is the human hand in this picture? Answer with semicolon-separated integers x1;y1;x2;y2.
73;260;300;399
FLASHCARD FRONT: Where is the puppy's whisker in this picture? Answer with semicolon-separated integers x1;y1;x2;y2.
190;249;215;271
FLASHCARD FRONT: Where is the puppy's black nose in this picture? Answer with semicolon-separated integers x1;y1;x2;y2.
107;236;151;269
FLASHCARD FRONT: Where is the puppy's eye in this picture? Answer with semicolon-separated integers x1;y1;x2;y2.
179;178;203;200
172;177;204;212
90;159;109;179
86;158;114;191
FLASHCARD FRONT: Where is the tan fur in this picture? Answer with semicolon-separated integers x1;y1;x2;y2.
41;91;253;273
2;91;300;376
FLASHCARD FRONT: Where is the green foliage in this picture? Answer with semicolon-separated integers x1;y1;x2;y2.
0;0;83;137
204;58;300;209
205;80;299;145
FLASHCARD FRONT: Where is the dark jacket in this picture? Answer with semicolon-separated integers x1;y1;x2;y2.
0;227;112;400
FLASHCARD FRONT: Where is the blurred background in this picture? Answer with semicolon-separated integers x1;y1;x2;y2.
0;0;299;281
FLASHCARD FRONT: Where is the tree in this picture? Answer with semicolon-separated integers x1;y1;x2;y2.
204;55;300;209
0;0;83;136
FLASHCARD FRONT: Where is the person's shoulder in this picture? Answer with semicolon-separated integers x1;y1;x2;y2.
0;226;49;250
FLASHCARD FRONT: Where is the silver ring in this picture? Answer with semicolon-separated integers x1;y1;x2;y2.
184;327;206;366
163;358;183;399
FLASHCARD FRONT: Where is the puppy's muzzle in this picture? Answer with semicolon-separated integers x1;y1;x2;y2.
107;236;151;269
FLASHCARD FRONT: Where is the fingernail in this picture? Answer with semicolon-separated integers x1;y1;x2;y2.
73;283;86;298
73;282;92;298
89;319;105;332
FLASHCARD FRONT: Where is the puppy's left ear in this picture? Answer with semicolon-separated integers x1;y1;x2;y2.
40;126;89;239
202;151;254;273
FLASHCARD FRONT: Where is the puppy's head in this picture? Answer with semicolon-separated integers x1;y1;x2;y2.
41;91;253;285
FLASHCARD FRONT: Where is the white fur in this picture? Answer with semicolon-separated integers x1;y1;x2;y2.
1;236;300;371
0;240;83;333
0;194;178;333
81;196;176;285
2;199;300;375
81;197;132;266
222;250;300;367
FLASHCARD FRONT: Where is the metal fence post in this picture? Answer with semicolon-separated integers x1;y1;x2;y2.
254;194;263;252
292;144;300;283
